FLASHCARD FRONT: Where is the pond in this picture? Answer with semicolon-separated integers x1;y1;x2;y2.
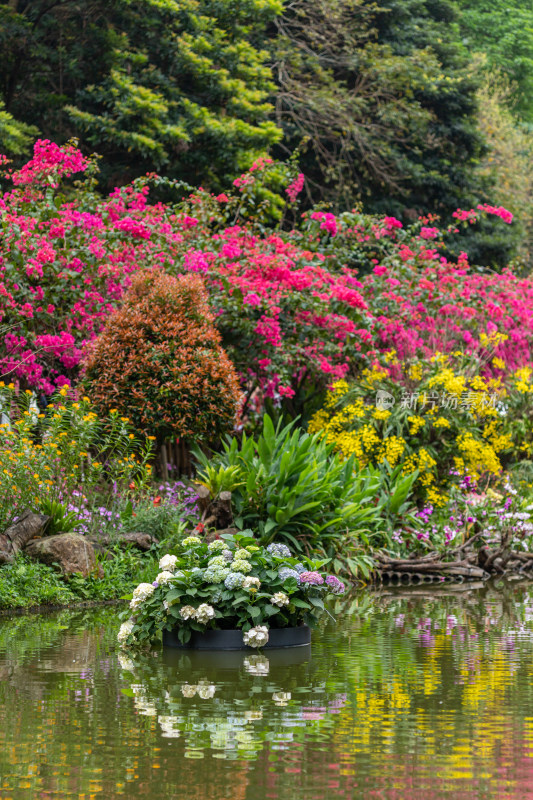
1;582;533;799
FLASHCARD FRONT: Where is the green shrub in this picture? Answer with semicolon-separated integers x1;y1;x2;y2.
194;415;384;576
120;500;189;544
84;270;242;446
0;557;76;609
0;383;153;534
0;548;161;610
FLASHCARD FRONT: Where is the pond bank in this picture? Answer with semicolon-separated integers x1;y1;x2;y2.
0;597;125;617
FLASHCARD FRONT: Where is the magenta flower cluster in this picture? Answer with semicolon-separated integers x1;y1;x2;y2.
1;139;529;398
299;571;324;586
325;575;345;594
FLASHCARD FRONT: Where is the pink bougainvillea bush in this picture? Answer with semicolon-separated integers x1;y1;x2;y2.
298;208;533;379
1;139;532;409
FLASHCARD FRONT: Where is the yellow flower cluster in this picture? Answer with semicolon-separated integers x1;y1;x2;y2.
512;366;533;394
0;385;154;529
456;432;503;477
309;353;513;502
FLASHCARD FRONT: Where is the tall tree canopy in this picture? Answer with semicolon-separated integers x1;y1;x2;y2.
271;0;484;215
0;0;517;263
0;0;282;187
455;0;533;122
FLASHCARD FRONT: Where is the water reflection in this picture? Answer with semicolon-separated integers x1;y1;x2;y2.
1;583;533;797
118;645;346;758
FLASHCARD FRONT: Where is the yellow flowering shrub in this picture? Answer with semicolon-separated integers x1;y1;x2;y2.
0;383;153;533
308;355;516;505
499;366;533;466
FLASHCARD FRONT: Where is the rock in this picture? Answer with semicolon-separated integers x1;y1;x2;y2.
0;510;49;565
88;530;157;552
205;527;239;543
25;533;97;577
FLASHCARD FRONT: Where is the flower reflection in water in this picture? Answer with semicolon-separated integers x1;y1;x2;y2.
118;644;347;758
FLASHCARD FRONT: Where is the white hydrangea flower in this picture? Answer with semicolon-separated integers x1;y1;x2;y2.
117;652;135;671
181;684;198;698
242;576;261;590
197;682;216;699
272;691;291;706
195;603;215;624
207;556;226;568
244;654;270;676
243;625;269;648
231;559;252;573
129;582;155;611
159;554;178;572
271;591;289;607
132;582;156;599
182;535;202;548
207;540;226;553
155;571;174;585
179;605;196;620
117;619;135;645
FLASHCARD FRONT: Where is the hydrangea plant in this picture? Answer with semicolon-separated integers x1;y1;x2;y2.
118;531;346;649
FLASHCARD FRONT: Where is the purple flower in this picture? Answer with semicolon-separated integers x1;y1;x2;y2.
152;581;159;588
299;571;324;586
325;575;345;594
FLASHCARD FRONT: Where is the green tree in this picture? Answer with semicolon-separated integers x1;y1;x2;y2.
456;0;533;122
474;68;533;269
271;0;485;216
0;100;37;156
0;0;282;187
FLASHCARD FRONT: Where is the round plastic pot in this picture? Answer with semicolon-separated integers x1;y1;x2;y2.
162;625;311;650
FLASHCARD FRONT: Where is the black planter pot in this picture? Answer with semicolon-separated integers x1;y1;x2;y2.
163;625;311;651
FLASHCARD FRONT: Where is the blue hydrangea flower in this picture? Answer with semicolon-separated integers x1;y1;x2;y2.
190;567;204;578
278;567;301;584
224;572;246;590
294;563;306;574
222;549;233;562
267;543;292;558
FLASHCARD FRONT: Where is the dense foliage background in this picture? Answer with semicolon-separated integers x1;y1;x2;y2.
1;2;533;586
1;0;532;268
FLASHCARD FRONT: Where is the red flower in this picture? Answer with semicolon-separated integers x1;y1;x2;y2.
195;522;205;533
129;482;135;490
153;496;162;506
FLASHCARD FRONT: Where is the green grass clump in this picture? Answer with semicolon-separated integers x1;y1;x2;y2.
0;548;160;610
0;557;77;609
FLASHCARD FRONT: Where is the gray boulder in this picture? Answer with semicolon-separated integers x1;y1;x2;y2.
25;533;97;577
88;530;157;552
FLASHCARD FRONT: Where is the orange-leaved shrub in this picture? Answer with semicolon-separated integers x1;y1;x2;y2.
84;270;242;444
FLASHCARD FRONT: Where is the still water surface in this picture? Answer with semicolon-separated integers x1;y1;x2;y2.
1;583;533;799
